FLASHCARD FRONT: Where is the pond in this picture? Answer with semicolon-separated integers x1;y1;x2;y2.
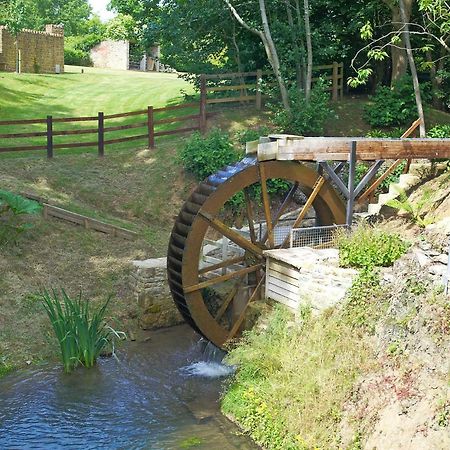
0;325;257;449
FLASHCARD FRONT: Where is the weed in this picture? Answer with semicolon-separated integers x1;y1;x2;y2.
336;224;408;269
436;399;450;427
41;289;125;373
386;187;435;228
179;437;203;448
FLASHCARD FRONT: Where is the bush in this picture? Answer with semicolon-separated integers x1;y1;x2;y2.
42;289;125;373
337;225;408;268
271;78;333;136
178;128;241;181
364;76;431;127
427;124;450;138
0;190;42;246
64;47;92;66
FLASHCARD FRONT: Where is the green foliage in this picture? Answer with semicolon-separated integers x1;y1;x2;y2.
365;128;405;138
179;437;203;448
234;126;271;150
222;305;369;449
337;225;408;269
364;76;431;127
427;124;450;138
0;190;42;246
178;128;240;181
0;356;14;378
386;187;434;227
64;46;91;66
271;79;333;136
345;267;384;331
41;289;124;373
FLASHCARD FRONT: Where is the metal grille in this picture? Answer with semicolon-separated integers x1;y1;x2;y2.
289;224;348;249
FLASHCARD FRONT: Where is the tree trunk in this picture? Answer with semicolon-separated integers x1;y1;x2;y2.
389;5;409;85
15;38;19;73
399;0;426;136
294;0;307;91
303;0;313;102
258;0;291;112
285;0;303;90
429;48;445;110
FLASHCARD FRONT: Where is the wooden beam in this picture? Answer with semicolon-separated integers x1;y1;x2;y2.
199;255;245;275
259;137;450;161
259;163;274;247
184;264;261;294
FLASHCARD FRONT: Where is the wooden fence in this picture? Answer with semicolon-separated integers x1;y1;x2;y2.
0;102;207;157
202;62;344;109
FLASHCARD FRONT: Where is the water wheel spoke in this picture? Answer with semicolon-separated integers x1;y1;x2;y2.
227;274;266;341
258;163;274;247
199;256;245;275
198;210;262;257
244;188;257;244
214;276;245;321
280;176;326;248
184;264;262;294
261;182;298;244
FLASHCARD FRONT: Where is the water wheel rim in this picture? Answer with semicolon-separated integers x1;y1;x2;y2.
168;157;346;348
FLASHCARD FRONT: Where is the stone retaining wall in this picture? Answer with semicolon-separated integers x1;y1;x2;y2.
131;257;183;329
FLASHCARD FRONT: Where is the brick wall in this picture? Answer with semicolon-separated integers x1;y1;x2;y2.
0;25;64;73
90;40;129;71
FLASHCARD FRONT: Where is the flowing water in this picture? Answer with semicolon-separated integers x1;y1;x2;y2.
0;325;257;449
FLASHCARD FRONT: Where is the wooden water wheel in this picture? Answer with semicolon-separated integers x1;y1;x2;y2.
167;156;346;348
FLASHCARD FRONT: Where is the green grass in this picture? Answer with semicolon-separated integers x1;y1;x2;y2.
0;65;196;155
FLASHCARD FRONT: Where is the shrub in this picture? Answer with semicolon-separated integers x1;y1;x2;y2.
337;225;408;268
178;128;240;181
0;190;42;246
364;76;431;127
42;289;124;373
64;47;92;66
271;78;333;136
427;124;450;138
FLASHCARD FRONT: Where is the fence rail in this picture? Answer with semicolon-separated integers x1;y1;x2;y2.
201;62;344;109
0;101;206;157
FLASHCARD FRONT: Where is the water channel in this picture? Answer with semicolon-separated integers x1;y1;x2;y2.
0;325;257;449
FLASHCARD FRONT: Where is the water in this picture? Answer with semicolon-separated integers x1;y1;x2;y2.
0;325;257;450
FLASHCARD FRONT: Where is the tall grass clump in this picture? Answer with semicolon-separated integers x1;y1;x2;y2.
42;289;124;373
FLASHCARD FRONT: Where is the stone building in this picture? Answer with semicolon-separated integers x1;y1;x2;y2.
0;24;64;73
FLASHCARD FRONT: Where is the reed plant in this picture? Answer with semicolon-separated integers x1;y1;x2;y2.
42;289;124;373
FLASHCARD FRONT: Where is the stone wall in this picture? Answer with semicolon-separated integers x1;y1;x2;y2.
90;40;129;70
131;257;183;329
0;25;64;73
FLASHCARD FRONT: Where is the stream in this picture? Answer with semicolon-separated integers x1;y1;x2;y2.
0;325;257;449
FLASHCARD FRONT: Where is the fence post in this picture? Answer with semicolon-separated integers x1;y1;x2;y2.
147;106;155;148
46;115;53;159
332;62;338;101
200;74;207;134
256;69;262;110
98;112;104;157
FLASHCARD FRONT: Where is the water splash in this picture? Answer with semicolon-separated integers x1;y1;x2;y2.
182;361;235;378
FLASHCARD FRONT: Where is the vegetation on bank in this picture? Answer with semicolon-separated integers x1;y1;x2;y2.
221;225;409;448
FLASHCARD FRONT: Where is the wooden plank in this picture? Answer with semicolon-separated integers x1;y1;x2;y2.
267;275;299;295
103;110;147;119
269;137;450;161
153;102;198;113
52;116;97;123
198;256;245;275
206;95;256;104
268;259;301;279
154;114;200;125
0;118;46;125
53;141;98;149
203;71;257;80
184;264;261;294
0;131;47;138
0;144;47;152
206;84;256;92
52;128;98;136
103;134;147;145
259;163;274;247
266;284;299;308
154;126;200;137
267;265;300;286
103;121;147;132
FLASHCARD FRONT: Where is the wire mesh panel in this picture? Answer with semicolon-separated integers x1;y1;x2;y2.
290;224;348;249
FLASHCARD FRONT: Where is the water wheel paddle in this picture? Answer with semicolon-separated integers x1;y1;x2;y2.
167;156;345;348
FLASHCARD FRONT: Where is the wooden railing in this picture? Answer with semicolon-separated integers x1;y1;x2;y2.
0;101;206;157
201;62;344;109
